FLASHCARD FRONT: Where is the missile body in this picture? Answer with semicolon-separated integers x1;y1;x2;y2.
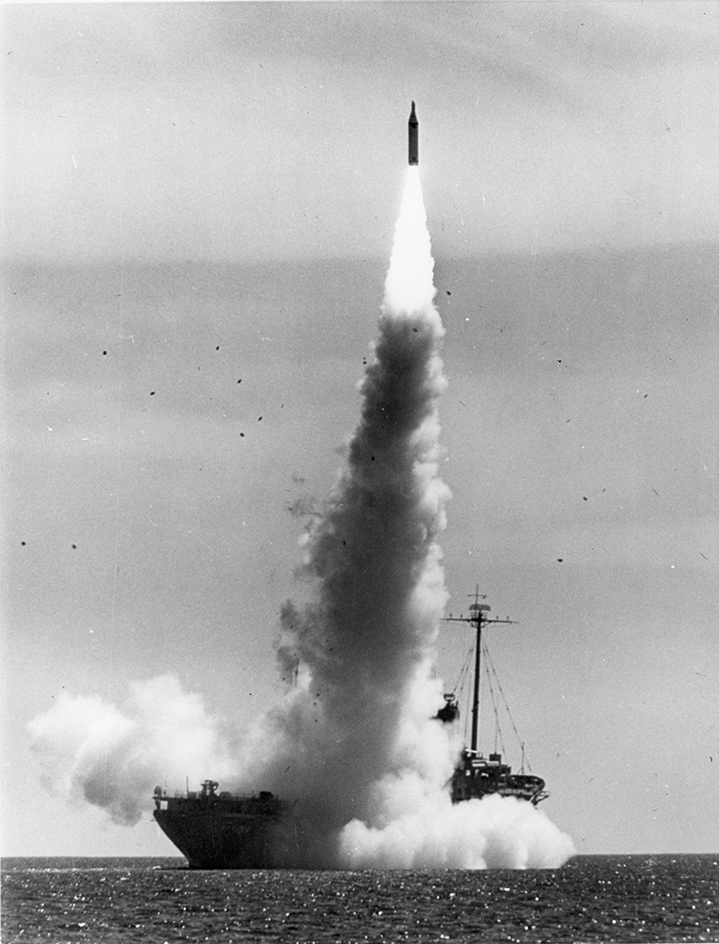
408;101;418;165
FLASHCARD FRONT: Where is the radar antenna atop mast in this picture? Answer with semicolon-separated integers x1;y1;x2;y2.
443;586;517;755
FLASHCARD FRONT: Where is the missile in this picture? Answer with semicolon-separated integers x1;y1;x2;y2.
408;100;418;165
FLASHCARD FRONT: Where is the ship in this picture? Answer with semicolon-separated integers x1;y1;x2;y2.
153;780;294;869
153;589;548;868
436;589;549;806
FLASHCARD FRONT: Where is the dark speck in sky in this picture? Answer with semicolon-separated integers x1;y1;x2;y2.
150;391;155;396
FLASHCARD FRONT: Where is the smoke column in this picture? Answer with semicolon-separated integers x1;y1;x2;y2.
233;165;452;864
234;167;575;868
28;165;575;869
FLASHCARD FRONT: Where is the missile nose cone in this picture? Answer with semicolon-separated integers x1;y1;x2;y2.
409;101;417;125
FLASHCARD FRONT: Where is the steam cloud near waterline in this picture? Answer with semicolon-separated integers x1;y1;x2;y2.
28;168;575;868
27;675;240;826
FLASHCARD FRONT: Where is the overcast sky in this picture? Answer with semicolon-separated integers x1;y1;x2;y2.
2;2;718;857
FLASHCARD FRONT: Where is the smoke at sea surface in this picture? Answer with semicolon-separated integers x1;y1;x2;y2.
28;167;575;868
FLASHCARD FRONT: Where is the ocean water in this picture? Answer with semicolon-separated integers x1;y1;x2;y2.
2;855;717;944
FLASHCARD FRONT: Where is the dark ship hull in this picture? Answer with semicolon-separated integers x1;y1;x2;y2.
153;782;292;869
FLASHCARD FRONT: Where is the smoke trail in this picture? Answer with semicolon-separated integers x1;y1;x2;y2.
228;166;452;864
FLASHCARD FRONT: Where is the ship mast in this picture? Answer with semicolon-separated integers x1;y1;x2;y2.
444;587;516;754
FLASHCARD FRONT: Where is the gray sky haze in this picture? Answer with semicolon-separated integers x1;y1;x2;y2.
5;3;718;261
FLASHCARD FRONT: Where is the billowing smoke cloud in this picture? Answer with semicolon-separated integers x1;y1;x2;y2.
28;167;575;869
341;792;575;870
28;675;239;825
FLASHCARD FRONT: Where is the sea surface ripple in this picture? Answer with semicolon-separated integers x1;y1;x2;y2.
2;854;718;943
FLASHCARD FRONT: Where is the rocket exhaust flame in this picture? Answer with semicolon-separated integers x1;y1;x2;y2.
28;117;575;869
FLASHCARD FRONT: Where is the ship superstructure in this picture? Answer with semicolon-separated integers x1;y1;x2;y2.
438;590;548;806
